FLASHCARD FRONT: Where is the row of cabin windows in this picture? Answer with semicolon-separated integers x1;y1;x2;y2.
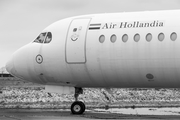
99;32;177;43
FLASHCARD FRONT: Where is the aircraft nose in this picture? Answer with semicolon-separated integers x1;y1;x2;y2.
6;45;30;80
6;56;15;76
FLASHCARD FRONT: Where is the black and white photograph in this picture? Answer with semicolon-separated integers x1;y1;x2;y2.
1;0;180;119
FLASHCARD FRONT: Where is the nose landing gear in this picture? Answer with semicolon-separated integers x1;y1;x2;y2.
71;87;85;114
71;101;85;114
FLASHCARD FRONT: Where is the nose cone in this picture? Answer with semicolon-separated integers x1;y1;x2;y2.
6;45;30;80
6;56;15;75
6;54;23;79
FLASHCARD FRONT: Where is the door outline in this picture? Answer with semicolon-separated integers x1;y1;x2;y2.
65;18;91;64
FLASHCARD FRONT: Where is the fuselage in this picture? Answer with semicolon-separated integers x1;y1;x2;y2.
6;10;180;88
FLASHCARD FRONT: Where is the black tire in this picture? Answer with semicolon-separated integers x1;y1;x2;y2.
71;101;86;114
79;101;86;113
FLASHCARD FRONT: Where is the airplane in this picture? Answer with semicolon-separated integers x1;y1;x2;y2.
5;9;180;114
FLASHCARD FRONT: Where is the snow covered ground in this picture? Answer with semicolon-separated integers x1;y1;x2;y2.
1;78;180;109
93;107;180;115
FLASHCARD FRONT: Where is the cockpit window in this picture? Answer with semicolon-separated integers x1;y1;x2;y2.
34;32;47;43
33;32;52;44
44;32;52;43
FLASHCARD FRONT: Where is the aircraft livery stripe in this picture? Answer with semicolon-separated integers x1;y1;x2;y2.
90;24;101;26
89;23;101;30
89;27;100;30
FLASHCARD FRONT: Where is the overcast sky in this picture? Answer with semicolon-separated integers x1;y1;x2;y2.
1;0;180;68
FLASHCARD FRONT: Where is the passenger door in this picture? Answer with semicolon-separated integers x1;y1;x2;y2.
66;18;91;64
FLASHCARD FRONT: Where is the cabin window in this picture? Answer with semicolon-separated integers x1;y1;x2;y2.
158;33;165;41
170;32;177;41
34;32;47;43
134;33;140;42
110;34;117;43
99;35;105;43
146;33;152;42
122;34;128;42
44;32;52;43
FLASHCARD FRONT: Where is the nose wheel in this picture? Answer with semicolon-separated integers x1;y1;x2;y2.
71;87;85;114
71;101;85;114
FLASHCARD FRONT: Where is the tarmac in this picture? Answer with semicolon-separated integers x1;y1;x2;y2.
1;108;180;120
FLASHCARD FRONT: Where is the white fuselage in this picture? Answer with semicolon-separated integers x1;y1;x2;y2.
6;10;180;88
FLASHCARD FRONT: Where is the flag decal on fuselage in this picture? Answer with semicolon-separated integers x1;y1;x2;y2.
89;24;101;30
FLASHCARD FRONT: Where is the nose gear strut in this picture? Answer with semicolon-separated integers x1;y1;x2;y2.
71;87;85;114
